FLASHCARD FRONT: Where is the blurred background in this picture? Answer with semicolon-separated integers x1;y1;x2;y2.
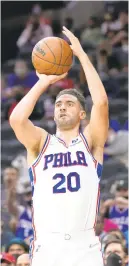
1;1;128;266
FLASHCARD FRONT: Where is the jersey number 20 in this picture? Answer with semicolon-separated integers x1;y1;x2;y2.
53;172;80;193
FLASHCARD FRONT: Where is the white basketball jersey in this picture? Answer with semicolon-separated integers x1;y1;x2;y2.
29;132;102;240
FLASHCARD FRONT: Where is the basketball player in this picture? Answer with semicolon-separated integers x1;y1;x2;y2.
10;26;109;266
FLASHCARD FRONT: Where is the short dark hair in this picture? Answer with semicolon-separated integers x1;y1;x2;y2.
108;229;126;240
104;239;128;255
56;88;86;111
6;238;29;253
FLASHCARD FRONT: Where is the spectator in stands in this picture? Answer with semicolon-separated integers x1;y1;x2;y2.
104;124;128;168
101;12;122;36
64;17;74;31
0;253;16;266
103;239;128;266
1;74;14;121
16;11;53;56
104;119;120;160
16;253;30;266
96;48;121;77
110;11;128;47
1;220;15;252
7;182;33;240
31;4;51;27
31;4;42;17
1;74;9;102
102;235;122;255
7;59;38;90
11;152;30;194
120;36;128;72
1;167;20;240
1;165;33;242
63;17;80;41
121;36;128;53
5;238;29;260
100;180;128;234
101;228;127;253
5;59;43;120
81;16;104;47
107;229;127;247
15;184;33;239
103;215;119;233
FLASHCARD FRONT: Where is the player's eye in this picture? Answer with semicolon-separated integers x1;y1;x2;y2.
56;103;61;107
68;103;73;107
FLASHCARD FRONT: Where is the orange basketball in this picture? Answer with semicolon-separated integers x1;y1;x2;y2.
32;37;73;75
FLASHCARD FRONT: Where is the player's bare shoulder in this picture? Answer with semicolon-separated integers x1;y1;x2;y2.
27;127;48;167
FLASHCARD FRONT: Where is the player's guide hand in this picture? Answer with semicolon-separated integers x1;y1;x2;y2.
62;26;84;58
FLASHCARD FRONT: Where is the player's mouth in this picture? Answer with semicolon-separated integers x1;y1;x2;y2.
60;114;67;118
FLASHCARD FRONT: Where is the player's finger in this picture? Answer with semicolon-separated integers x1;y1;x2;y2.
62;27;74;37
62;30;69;37
62;30;73;44
61;72;68;78
63;26;74;36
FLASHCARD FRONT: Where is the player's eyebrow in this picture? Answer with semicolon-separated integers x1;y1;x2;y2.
55;100;62;105
55;100;75;105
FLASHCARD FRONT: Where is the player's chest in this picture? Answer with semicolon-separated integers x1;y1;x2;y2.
40;140;92;171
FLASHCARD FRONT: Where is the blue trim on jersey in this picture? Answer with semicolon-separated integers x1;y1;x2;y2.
54;135;67;147
33;134;49;166
96;163;103;179
80;132;96;162
29;168;34;196
29;235;34;259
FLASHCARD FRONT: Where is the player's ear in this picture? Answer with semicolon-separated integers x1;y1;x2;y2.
80;110;86;120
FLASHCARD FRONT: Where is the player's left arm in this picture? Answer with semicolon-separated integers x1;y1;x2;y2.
81;53;109;163
62;26;109;163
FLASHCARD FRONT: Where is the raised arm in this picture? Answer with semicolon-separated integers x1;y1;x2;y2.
79;52;109;150
10;73;67;153
63;27;109;163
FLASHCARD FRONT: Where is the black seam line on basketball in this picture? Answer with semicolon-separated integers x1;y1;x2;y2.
54;38;63;75
63;48;73;66
43;41;56;64
33;52;57;71
33;52;71;67
62;49;73;73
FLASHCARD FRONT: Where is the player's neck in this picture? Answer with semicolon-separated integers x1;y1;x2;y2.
56;127;79;145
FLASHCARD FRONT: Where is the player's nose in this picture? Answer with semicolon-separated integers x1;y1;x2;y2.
60;104;66;111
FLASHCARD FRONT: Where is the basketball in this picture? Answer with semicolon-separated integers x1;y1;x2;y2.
32;37;73;75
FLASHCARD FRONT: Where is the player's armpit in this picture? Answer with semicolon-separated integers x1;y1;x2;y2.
10;117;47;152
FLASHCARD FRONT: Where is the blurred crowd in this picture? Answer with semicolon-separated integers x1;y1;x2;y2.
1;2;128;266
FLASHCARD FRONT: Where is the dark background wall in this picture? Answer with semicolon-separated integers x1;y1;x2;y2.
1;1;66;19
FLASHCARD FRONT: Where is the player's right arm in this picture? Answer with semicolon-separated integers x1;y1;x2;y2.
9;77;49;152
10;73;67;153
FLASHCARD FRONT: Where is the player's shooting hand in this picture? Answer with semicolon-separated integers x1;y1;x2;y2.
36;71;67;85
62;26;84;58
